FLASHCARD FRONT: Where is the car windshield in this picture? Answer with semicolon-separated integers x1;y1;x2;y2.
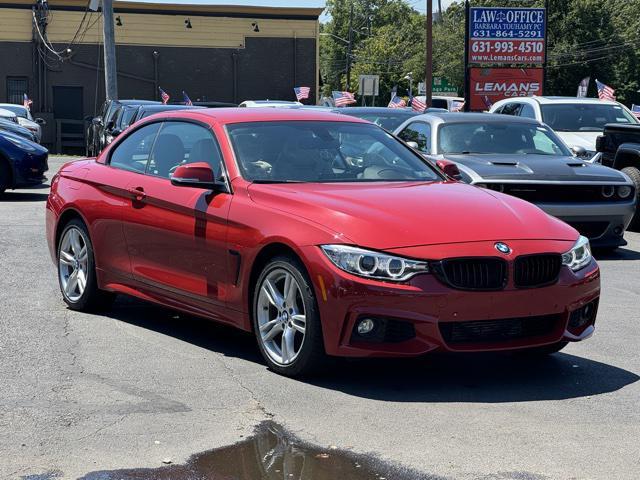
0;105;29;119
341;112;418;131
438;122;572;156
226;121;441;183
540;103;638;131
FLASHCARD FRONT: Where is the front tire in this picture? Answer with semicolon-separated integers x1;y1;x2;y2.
57;219;114;311
252;255;326;377
621;166;640;231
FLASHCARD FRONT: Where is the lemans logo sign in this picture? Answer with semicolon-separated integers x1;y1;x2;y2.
469;68;543;110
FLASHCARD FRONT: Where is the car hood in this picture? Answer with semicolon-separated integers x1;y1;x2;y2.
444;153;627;183
555;131;600;151
247;181;577;250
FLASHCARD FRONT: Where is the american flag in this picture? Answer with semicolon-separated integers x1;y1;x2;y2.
23;93;32;110
451;100;465;112
159;87;170;105
411;96;426;113
332;91;356;107
182;91;193;106
388;96;407;109
596;80;616;101
632;104;640;120
294;86;310;101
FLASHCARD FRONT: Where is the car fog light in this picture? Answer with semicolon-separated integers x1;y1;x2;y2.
357;318;376;334
614;226;623;235
601;185;614;198
617;185;633;199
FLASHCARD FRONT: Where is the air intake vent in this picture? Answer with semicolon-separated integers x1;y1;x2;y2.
439;314;560;344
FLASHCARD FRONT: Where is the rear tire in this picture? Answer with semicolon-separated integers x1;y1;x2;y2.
252;254;327;377
57;218;115;312
621;166;640;231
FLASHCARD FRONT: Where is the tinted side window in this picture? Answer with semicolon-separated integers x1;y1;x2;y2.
109;123;161;173
432;99;449;109
501;103;522;116
398;122;431;152
520;104;536;119
148;122;224;179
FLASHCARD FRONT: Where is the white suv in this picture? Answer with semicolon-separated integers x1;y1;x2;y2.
489;96;638;159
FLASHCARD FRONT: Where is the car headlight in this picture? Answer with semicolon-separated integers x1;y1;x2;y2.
561;236;592;272
617;185;633;199
4;135;36;151
321;245;429;282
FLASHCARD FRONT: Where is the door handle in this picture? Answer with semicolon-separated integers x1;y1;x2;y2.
127;186;146;201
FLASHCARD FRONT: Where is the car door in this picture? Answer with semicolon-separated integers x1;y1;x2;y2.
96;121;163;279
121;120;232;309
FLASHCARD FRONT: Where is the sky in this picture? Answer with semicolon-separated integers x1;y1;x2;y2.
125;0;458;22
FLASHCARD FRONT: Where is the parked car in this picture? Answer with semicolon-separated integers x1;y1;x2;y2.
411;96;465;112
0;103;45;142
0;130;49;195
594;123;640;229
239;100;302;108
489;96;639;159
331;107;421;132
103;104;205;146
87;99;160;156
47;108;600;377
0;107;19;124
394;112;635;249
0;117;39;142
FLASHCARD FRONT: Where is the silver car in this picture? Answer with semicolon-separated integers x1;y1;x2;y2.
0;103;45;143
394;112;636;249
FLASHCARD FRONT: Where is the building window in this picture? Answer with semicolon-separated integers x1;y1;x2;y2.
7;77;28;105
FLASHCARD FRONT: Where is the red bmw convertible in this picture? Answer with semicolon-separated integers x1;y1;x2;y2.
46;109;600;377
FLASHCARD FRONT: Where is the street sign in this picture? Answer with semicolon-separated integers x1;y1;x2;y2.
358;75;380;96
418;78;459;96
468;67;543;110
468;7;546;65
432;77;459;96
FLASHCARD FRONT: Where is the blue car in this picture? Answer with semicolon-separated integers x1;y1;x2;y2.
0;131;49;195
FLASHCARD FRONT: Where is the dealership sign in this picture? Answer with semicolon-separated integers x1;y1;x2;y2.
469;68;543;110
469;7;546;65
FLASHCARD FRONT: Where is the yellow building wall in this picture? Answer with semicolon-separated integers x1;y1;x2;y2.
0;8;317;48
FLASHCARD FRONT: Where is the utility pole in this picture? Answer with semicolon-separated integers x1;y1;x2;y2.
345;3;353;90
425;0;433;107
102;0;118;100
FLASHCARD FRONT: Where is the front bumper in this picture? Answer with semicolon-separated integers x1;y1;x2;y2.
12;151;49;188
536;201;635;248
302;240;600;358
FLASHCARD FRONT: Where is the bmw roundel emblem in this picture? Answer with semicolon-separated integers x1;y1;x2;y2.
495;242;511;255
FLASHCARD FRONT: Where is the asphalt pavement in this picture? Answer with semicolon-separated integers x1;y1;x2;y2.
1;156;638;480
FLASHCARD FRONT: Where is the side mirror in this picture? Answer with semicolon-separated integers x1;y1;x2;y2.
571;145;587;157
170;162;228;192
92;116;103;126
406;141;419;150
436;159;462;180
35;117;46;125
106;121;115;131
595;135;605;153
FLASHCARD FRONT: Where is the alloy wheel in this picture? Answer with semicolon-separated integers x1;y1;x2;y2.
256;268;307;366
58;227;89;303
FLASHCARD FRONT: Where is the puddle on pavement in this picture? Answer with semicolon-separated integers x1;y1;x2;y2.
78;421;431;480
